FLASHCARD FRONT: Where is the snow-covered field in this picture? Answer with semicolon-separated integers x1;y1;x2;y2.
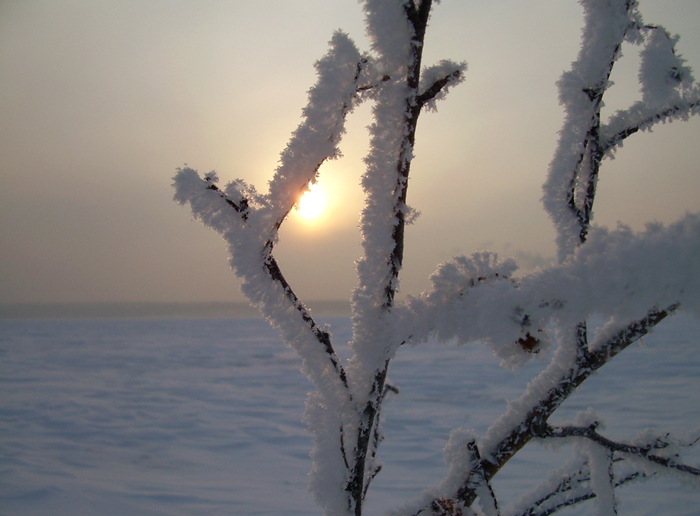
1;313;699;516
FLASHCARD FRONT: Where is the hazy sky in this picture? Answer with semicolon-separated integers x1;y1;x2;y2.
1;0;699;305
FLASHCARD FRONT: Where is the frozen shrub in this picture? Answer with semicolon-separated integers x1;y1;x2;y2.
173;1;700;515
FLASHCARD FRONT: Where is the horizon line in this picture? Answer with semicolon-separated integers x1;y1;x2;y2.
0;300;352;320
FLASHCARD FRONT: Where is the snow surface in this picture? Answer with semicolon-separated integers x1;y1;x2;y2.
1;313;698;516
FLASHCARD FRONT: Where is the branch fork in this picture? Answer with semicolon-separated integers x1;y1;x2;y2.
173;1;699;515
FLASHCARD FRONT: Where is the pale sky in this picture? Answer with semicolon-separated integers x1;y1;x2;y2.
1;0;699;305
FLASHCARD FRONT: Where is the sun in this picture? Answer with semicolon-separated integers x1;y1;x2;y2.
297;184;326;220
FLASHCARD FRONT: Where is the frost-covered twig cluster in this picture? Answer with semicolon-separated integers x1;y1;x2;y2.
172;1;700;515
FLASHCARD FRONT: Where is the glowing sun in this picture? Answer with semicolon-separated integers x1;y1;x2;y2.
297;184;326;220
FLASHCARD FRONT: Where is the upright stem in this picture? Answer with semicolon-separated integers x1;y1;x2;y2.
385;0;432;308
348;3;433;514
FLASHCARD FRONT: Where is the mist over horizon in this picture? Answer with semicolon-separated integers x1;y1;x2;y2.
0;300;353;320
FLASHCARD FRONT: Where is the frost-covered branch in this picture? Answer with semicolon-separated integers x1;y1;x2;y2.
203;177;250;219
403;5;699;513
418;63;466;109
173;34;378;511
601;24;700;154
545;7;700;259
601;96;700;153
506;425;700;516
176;3;465;515
509;456;649;516
173;1;699;515
544;0;641;258
401;301;682;515
173;31;367;358
344;2;465;514
266;34;376;228
174;169;351;389
395;213;700;368
542;425;700;477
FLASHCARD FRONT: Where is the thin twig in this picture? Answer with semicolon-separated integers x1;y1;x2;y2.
544;425;700;476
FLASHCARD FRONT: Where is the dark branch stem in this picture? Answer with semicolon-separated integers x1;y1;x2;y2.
191;175;351;393
348;4;436;514
262;243;350;392
384;0;432;308
357;74;391;93
451;304;678;509
273;57;373;232
516;470;647;516
456;440;501;515
601;97;700;153
585;303;678;368
570;49;615;246
347;362;389;515
416;70;463;107
205;56;384;402
544;425;700;476
205;181;249;220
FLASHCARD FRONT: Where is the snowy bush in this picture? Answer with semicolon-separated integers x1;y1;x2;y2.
173;1;700;515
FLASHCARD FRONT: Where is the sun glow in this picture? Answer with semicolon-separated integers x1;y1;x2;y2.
297;184;326;220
